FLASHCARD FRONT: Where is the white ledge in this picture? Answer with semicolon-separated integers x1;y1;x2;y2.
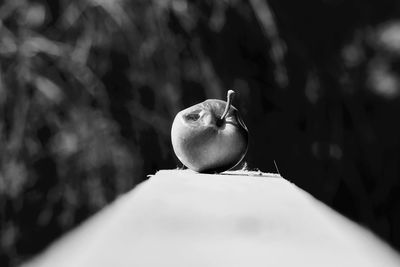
25;169;400;267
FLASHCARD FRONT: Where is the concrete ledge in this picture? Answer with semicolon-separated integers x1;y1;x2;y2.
24;170;400;267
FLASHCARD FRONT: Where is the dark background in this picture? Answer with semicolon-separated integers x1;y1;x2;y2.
1;0;400;265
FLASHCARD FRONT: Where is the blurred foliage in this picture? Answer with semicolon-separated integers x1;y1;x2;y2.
1;0;400;265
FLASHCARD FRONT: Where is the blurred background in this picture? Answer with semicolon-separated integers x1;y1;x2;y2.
1;0;400;265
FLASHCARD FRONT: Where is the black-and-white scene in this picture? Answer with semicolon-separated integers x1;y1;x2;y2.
1;0;400;266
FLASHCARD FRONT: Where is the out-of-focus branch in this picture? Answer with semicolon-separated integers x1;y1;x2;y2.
248;0;288;88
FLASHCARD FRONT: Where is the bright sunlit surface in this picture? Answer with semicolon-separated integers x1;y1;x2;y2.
24;170;400;267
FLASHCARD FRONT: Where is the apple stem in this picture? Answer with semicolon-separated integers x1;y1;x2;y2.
220;90;235;122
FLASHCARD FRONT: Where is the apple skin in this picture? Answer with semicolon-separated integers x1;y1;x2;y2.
171;99;248;173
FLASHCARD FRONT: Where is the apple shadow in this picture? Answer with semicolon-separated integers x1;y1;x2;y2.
218;170;282;178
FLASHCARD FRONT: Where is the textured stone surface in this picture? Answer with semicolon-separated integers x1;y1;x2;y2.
24;170;400;267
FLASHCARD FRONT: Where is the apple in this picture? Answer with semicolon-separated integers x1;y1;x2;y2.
171;90;248;173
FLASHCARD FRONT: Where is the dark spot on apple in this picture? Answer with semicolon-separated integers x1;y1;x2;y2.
216;118;224;127
185;113;200;121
